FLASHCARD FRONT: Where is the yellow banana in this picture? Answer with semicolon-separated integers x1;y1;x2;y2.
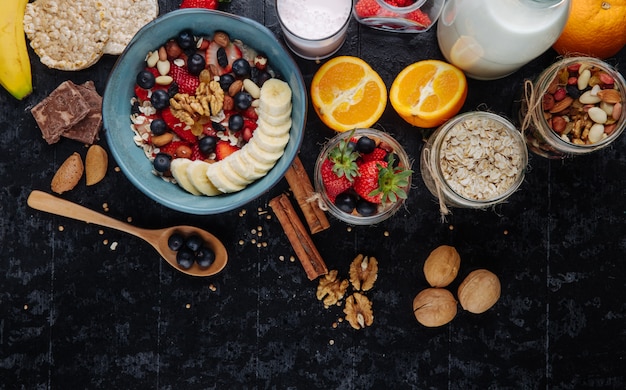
0;0;32;100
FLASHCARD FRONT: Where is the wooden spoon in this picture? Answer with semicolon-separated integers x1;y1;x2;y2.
27;190;228;277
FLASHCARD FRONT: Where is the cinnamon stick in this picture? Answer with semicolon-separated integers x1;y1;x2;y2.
269;193;328;280
284;155;330;234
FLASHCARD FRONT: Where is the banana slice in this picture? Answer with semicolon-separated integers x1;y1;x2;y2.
256;108;292;127
256;117;292;137
205;161;247;193
258;78;292;117
220;156;255;186
245;137;285;165
186;160;222;196
170;158;202;195
251;129;290;154
230;147;275;181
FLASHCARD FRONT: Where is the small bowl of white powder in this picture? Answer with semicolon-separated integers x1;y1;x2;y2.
275;0;352;60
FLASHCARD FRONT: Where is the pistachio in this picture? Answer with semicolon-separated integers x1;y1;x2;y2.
423;245;460;288
412;288;457;327
457;269;501;314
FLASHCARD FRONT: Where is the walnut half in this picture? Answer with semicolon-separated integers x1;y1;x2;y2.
343;293;374;330
349;254;378;291
316;270;349;308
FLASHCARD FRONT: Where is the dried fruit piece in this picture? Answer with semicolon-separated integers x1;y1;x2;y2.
412;288;457;327
343;292;374;330
85;144;108;186
457;269;501;314
51;152;84;194
316;270;349;308
423;245;460;288
349;254;378;291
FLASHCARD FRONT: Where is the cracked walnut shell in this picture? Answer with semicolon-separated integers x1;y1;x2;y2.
343;293;374;329
412;288;457;327
457;269;501;314
349;254;378;291
316;270;349;308
423;245;460;288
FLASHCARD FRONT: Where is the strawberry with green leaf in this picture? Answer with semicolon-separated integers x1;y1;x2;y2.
353;154;412;204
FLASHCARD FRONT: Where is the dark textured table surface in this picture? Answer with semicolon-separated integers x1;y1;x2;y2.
2;1;625;389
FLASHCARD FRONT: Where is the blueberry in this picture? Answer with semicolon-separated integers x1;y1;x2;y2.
153;153;171;173
219;74;235;91
150;118;168;136
187;53;206;76
176;29;195;50
185;234;203;252
136;70;155;89
131;101;141;115
566;84;582;99
356;199;378;217
150;89;170;110
217;47;228;68
199;136;217;155
228;114;244;131
195;247;215;269
168;232;185;251
254;71;272;87
176;247;195;270
357;136;376;154
233;91;253;110
334;192;357;214
232;58;251;78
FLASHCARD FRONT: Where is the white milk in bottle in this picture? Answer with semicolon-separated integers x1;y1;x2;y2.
437;0;571;80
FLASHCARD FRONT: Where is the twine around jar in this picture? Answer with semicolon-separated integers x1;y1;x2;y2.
306;192;329;211
421;147;450;220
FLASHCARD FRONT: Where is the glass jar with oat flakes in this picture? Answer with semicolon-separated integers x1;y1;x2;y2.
420;112;528;217
520;56;626;159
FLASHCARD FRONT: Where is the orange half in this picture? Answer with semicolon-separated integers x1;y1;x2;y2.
311;56;387;132
390;60;467;128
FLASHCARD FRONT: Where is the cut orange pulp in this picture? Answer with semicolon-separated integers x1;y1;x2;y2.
310;56;387;132
390;60;467;128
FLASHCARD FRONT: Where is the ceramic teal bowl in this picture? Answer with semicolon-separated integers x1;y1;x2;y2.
103;9;306;215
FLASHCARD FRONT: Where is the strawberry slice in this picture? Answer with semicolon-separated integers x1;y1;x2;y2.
134;85;150;103
161;108;197;143
157;140;189;158
215;140;240;160
206;40;242;76
169;63;200;95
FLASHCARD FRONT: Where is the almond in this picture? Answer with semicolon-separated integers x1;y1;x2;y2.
549;95;574;113
85;144;108;186
213;31;230;48
228;79;243;97
51;152;84;194
597;89;622;104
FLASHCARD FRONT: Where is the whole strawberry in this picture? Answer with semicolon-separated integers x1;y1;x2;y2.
180;0;230;10
353;154;411;204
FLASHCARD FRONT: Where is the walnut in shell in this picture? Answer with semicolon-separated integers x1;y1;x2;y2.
457;269;501;314
349;254;378;291
412;288;457;327
343;292;374;330
423;245;460;288
316;270;349;308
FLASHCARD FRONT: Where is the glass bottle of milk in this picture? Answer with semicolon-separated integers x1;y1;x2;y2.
437;0;571;80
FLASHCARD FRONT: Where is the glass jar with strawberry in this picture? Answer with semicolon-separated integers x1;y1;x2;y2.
313;128;413;225
353;0;444;33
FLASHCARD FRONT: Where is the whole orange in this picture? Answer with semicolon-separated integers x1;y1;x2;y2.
552;0;626;59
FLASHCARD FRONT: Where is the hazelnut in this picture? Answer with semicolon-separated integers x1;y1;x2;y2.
457;269;501;314
412;288;457;327
423;245;460;288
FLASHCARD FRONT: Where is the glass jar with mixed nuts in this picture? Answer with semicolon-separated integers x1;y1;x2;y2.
420;112;528;216
520;56;626;159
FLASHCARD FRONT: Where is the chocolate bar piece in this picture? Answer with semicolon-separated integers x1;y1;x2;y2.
63;81;103;144
31;81;90;144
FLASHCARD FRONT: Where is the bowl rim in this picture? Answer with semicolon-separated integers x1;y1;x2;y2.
102;9;307;215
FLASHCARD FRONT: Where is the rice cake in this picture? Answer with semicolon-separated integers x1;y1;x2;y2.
104;0;160;55
23;0;109;71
